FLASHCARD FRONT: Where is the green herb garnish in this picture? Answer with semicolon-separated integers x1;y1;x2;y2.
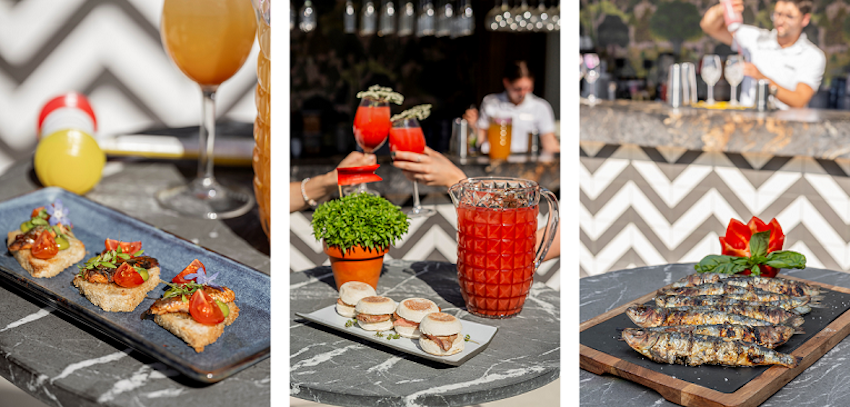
356;85;404;105
695;231;807;275
464;334;470;342
345;319;355;328
311;193;410;254
163;281;204;303
391;104;432;122
375;331;385;338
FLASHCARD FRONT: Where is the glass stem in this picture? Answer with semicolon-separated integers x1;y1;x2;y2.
199;86;219;187
412;180;422;211
731;84;738;104
707;85;714;103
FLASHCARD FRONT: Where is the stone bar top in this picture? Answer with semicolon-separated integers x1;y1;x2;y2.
0;159;270;407
580;100;850;160
290;260;560;407
580;264;850;406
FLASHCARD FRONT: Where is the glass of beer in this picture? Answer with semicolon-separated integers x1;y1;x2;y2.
157;0;257;219
487;117;512;160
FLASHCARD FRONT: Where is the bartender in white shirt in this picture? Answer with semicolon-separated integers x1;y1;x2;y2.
464;61;560;153
700;0;825;109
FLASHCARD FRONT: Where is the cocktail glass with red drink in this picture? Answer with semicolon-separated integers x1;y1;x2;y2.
390;114;435;218
349;86;403;196
449;177;559;318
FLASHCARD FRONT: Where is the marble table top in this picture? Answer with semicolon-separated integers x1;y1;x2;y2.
290;260;560;407
580;100;850;160
580;264;850;406
0;159;270;406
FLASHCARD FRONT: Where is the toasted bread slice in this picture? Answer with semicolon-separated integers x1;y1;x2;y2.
72;267;161;312
153;302;240;352
7;230;86;278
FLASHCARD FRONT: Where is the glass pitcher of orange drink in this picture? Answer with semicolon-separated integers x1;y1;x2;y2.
252;0;271;238
449;177;559;318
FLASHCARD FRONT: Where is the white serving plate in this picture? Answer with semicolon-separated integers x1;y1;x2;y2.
295;305;498;366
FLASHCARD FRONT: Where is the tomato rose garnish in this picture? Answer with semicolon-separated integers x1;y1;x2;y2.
696;216;804;277
189;289;225;325
173;259;206;284
113;262;144;288
32;230;58;259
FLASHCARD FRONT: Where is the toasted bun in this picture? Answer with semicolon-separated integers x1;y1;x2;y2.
357;318;394;331
7;231;86;278
419;334;465;356
72;267;162;312
154;302;240;353
394;324;421;339
354;296;396;315
336;302;356;318
396;298;440;323
419;312;462;336
339;281;377;307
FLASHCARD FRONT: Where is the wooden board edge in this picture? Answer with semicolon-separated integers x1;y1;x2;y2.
581;344;743;407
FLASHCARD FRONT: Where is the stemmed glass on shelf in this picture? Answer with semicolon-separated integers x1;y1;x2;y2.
725;55;744;106
350;85;403;196
583;53;601;104
390;105;435;218
157;0;257;219
701;54;723;105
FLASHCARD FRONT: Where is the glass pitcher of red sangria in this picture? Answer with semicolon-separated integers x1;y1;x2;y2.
449;177;559;318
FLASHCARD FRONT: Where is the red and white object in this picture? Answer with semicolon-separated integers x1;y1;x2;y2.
37;93;97;139
721;0;743;32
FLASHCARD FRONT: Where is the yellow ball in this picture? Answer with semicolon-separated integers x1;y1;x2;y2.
34;129;105;194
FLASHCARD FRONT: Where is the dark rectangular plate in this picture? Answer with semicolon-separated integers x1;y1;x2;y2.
580;285;850;393
295;305;497;366
0;188;270;383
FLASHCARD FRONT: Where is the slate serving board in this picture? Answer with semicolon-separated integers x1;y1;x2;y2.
0;188;271;383
580;272;850;407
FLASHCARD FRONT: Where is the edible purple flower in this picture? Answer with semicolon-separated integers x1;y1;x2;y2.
46;200;70;227
185;269;222;290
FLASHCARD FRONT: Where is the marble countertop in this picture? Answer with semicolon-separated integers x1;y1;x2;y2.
580;264;850;406
290;260;560;407
580;100;850;160
0;159;270;406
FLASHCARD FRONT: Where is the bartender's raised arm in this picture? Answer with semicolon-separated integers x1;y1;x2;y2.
700;0;743;46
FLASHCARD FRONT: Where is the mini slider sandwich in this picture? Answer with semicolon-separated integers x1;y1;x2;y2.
354;296;397;331
393;298;440;339
418;312;464;356
336;281;377;318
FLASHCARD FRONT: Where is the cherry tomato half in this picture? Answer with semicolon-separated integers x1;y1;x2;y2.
31;230;58;259
104;239;142;255
189;289;225;325
113;262;144;288
172;259;205;284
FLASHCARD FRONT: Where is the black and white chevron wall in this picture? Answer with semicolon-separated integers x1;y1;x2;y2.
581;142;850;277
0;0;259;173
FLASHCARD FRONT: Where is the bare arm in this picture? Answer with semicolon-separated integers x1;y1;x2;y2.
535;224;561;262
290;152;377;212
700;1;741;46
743;63;817;108
539;132;560;153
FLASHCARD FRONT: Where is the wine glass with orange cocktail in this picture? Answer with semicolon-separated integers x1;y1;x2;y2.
156;0;257;219
349;85;404;196
390;104;435;218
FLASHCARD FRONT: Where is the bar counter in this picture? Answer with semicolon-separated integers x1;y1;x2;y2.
580;100;850;278
581;100;850;159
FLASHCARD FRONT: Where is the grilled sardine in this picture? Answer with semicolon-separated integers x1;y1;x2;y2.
626;305;786;328
660;305;805;328
658;283;819;307
654;295;811;315
621;324;795;349
621;330;800;368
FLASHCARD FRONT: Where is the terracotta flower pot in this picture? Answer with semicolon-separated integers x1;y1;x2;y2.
323;241;389;290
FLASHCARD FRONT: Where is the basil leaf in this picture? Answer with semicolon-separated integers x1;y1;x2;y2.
749;231;770;259
133;250;144;257
751;264;761;276
695;255;749;274
764;251;807;269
